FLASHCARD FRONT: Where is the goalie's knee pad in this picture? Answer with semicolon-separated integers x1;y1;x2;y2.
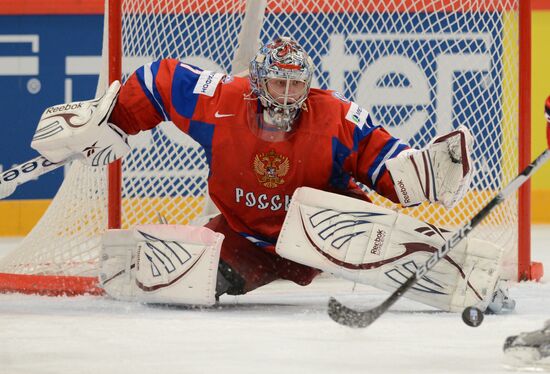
100;224;223;305
277;187;506;312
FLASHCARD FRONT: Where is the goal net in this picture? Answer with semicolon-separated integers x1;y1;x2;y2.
0;0;528;295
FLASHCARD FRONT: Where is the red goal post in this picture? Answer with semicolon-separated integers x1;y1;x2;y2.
0;0;539;296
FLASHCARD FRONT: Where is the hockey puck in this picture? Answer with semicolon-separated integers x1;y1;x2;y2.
462;306;484;327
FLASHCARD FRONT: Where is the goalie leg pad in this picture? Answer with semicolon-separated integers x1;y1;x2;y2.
100;224;223;306
276;187;505;312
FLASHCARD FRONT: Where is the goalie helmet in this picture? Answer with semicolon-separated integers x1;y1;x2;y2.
249;37;314;132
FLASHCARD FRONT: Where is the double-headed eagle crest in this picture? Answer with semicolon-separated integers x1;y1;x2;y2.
253;149;290;188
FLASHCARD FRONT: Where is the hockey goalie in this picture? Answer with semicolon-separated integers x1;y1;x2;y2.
23;37;514;312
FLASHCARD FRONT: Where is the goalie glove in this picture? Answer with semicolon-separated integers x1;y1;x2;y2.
386;125;474;208
31;81;130;166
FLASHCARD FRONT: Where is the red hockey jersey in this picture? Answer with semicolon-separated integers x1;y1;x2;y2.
109;59;407;250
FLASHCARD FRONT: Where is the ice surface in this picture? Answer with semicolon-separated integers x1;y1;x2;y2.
0;227;549;374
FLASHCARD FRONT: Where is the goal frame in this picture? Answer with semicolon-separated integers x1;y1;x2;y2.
517;0;535;280
106;0;537;280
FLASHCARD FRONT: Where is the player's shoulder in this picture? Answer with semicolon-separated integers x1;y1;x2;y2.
202;74;250;104
308;89;352;115
217;75;250;96
208;75;250;120
308;88;348;104
307;88;371;128
192;73;250;125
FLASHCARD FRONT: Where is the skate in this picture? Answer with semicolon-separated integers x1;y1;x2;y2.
503;320;550;371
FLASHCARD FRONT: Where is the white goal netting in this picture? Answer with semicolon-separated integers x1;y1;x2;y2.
0;0;523;290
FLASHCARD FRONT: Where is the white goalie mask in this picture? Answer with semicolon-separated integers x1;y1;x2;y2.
249;37;314;132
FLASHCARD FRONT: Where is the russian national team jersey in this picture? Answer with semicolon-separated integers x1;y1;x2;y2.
109;59;408;251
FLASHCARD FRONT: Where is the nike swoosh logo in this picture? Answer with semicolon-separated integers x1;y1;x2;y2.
214;111;235;118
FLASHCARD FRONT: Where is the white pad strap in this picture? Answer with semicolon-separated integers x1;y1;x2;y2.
31;81;130;166
277;187;504;312
386;125;474;208
100;225;224;305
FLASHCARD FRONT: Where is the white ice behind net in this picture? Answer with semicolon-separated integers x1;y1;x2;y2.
0;0;520;280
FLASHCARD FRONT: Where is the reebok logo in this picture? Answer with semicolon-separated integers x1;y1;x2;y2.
45;103;83;114
397;180;410;204
370;229;386;255
214;111;235;118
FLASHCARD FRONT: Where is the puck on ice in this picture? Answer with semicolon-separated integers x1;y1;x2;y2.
462;306;484;327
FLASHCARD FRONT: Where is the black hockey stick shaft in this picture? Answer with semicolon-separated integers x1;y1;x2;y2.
328;147;550;328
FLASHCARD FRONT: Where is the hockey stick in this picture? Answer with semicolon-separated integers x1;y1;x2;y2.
328;112;550;328
0;156;69;199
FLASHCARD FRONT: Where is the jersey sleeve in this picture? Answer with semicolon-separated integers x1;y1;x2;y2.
109;59;224;135
338;101;409;203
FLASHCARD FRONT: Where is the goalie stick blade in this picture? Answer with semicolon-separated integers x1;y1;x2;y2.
328;297;383;328
328;275;415;328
